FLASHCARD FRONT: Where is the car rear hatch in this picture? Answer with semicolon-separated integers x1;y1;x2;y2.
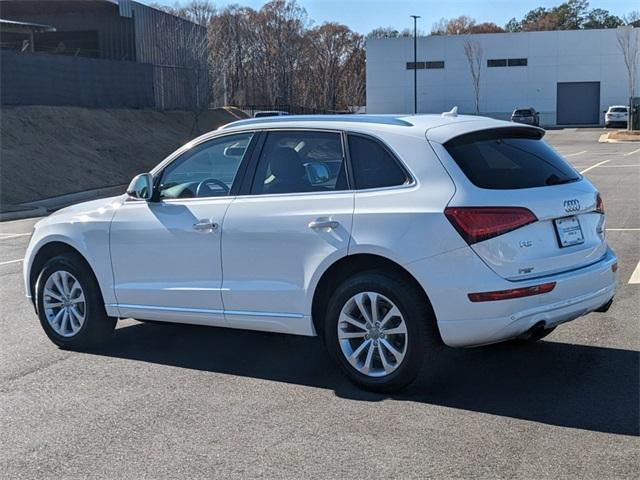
430;126;607;281
512;110;533;122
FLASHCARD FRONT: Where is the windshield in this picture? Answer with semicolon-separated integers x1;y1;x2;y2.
610;107;627;113
514;109;532;116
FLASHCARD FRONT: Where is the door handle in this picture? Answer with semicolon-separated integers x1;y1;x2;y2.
309;219;340;230
193;221;218;232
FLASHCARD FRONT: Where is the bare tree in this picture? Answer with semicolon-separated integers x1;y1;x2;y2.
164;0;366;112
617;26;640;130
463;39;483;114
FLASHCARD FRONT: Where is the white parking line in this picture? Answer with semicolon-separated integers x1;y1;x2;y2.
607;228;640;231
629;261;640;284
599;165;640;168
0;258;23;266
565;150;588;157
579;159;611;174
0;233;32;240
623;148;640;157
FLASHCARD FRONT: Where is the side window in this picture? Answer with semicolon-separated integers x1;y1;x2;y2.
158;133;253;199
250;131;348;195
348;135;409;189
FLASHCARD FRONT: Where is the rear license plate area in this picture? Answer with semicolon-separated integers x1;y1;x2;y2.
554;216;585;248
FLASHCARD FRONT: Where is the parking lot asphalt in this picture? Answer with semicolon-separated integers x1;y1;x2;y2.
0;128;638;479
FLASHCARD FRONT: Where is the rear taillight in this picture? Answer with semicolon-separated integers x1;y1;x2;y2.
444;207;537;244
595;193;604;214
468;282;556;302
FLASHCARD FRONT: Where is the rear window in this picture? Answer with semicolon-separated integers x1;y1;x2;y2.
610;107;627;113
444;128;580;190
513;109;532;116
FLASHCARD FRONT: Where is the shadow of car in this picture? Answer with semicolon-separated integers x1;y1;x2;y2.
89;321;639;437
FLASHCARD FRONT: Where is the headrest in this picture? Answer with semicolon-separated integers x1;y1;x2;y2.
269;147;305;179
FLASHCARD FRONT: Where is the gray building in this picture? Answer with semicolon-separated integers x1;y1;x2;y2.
0;0;209;110
366;28;638;126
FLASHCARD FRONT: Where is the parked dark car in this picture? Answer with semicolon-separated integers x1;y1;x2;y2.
511;108;540;126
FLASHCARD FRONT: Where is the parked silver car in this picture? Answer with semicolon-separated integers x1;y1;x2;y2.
511;107;540;126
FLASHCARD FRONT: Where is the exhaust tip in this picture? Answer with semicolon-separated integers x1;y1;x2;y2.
517;321;546;341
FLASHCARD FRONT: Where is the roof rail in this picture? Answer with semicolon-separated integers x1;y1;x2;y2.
220;114;414;129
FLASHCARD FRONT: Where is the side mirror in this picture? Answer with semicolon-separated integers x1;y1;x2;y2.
305;162;330;185
126;173;154;200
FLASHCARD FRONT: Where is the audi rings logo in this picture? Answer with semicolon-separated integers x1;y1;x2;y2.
564;199;581;213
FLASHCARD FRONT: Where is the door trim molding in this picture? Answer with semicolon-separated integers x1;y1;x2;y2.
107;303;304;319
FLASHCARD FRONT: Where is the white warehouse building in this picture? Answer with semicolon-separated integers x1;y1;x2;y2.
366;28;637;126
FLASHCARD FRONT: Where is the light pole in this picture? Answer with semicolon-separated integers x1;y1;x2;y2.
410;15;420;114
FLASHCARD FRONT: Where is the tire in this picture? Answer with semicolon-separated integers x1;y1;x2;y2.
323;271;439;392
35;252;116;350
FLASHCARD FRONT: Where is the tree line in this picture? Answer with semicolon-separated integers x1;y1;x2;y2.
154;0;638;111
431;0;638;35
153;0;364;112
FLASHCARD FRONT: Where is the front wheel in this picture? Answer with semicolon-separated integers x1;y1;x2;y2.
35;253;116;350
324;272;439;392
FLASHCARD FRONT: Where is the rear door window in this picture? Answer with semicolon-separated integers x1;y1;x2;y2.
444;128;580;189
250;131;348;195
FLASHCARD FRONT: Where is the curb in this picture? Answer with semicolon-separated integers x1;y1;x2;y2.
1;184;126;222
598;132;640;143
0;206;48;222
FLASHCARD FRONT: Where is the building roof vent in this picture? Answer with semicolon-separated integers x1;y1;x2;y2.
442;106;458;117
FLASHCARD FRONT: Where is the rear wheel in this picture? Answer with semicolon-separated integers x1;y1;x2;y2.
324;272;438;392
35;253;116;350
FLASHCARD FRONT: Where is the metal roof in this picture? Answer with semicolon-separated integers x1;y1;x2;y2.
0;18;56;32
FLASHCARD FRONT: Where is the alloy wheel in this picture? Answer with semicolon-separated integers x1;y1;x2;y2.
43;270;86;337
337;291;408;377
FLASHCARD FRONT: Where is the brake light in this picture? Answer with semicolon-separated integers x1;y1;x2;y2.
468;282;556;302
595;193;604;214
444;207;537;244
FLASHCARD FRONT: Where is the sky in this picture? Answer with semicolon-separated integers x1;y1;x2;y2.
142;0;639;34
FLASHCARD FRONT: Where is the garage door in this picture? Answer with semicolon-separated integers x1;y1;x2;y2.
556;82;600;125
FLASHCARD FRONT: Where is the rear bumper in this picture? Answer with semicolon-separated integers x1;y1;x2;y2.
407;247;617;347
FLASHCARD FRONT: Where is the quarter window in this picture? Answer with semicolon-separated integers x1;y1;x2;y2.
347;134;409;190
158;133;253;199
251;131;348;195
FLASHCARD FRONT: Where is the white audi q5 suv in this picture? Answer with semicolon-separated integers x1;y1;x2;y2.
24;114;618;391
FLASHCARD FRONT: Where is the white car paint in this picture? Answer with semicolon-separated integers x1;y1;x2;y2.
24;114;618;347
605;105;629;127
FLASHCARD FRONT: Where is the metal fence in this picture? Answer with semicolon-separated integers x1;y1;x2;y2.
1;50;154;108
237;105;341;117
